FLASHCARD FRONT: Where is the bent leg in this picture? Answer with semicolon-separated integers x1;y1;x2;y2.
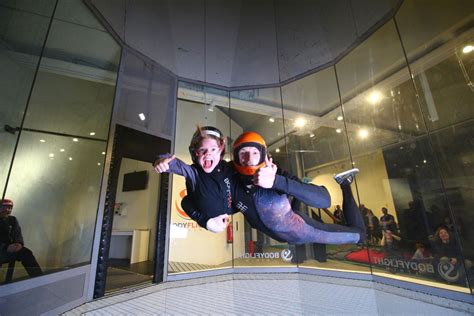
341;184;366;242
16;247;43;277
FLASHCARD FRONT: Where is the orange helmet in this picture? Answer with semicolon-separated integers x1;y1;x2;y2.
233;131;267;175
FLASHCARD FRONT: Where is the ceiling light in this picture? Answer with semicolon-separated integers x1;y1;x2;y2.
101;152;106;155
275;148;280;153
336;128;342;133
462;45;473;54
309;133;315;138
269;117;275;123
73;138;79;142
48;153;54;158
423;159;427;164
138;113;146;121
40;139;46;143
97;162;101;166
60;149;65;152
90;132;96;136
358;129;369;139
368;90;383;104
69;157;73;161
294;117;306;128
336;116;343;121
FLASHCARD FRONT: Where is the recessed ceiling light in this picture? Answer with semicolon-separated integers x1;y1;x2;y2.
60;149;65;152
90;132;96;136
336;128;342;133
294;117;306;128
40;139;46;143
73;138;79;142
138;113;146;121
368;90;382;104
101;152;105;155
69;157;73;161
336;116;343;121
462;45;473;54
269;117;275;123
358;129;369;139
275;148;280;153
48;153;54;158
309;133;315;138
97;162;101;166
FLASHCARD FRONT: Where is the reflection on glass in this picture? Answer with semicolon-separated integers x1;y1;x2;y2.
336;17;470;291
118;50;177;139
0;1;55;194
430;121;474;292
4;131;106;278
229;88;298;268
0;0;120;283
168;83;232;274
282;68;371;274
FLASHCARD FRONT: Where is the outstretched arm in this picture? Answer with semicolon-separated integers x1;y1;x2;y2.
153;154;199;191
253;156;331;209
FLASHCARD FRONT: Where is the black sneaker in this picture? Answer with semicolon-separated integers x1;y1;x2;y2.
334;168;359;185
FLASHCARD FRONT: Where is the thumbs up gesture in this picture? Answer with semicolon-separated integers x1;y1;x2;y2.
253;155;277;188
153;155;176;173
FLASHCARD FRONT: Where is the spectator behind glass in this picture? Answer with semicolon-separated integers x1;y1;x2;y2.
0;199;43;278
380;207;398;233
432;226;472;284
333;205;345;225
365;209;381;244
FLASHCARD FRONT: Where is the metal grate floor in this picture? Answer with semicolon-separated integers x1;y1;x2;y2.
64;274;471;315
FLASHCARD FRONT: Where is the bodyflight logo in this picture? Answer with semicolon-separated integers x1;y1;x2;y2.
240;249;293;262
175;189;191;220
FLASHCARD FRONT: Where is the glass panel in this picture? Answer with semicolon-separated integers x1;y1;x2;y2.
336;20;470;292
430;121;474;292
4;131;106;274
0;1;55;193
117;50;177;139
396;0;474;294
167;82;232;274
281;67;371;274
230;88;297;268
23;0;121;139
1;0;120;283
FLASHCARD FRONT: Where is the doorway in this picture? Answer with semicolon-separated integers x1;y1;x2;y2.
94;125;171;298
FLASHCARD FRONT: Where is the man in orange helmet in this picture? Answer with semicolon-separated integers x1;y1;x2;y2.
229;131;366;245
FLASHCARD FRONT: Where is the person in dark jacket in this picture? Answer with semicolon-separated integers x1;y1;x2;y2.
155;127;365;244
0;198;43;278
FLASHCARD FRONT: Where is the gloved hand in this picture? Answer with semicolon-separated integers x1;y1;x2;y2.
206;214;230;233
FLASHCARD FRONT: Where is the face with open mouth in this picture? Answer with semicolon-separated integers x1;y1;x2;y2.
196;138;223;173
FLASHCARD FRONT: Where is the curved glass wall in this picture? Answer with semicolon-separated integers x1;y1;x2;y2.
169;0;473;296
1;0;120;283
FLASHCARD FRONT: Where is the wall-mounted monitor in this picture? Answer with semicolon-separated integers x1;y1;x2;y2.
122;170;148;192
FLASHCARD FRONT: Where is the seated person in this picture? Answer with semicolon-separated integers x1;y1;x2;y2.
412;242;432;261
0;199;43;278
431;226;472;284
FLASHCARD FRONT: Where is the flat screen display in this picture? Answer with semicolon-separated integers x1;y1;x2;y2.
122;170;148;192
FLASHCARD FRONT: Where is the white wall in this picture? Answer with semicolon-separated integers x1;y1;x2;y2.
112;158;160;261
307;150;398;222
